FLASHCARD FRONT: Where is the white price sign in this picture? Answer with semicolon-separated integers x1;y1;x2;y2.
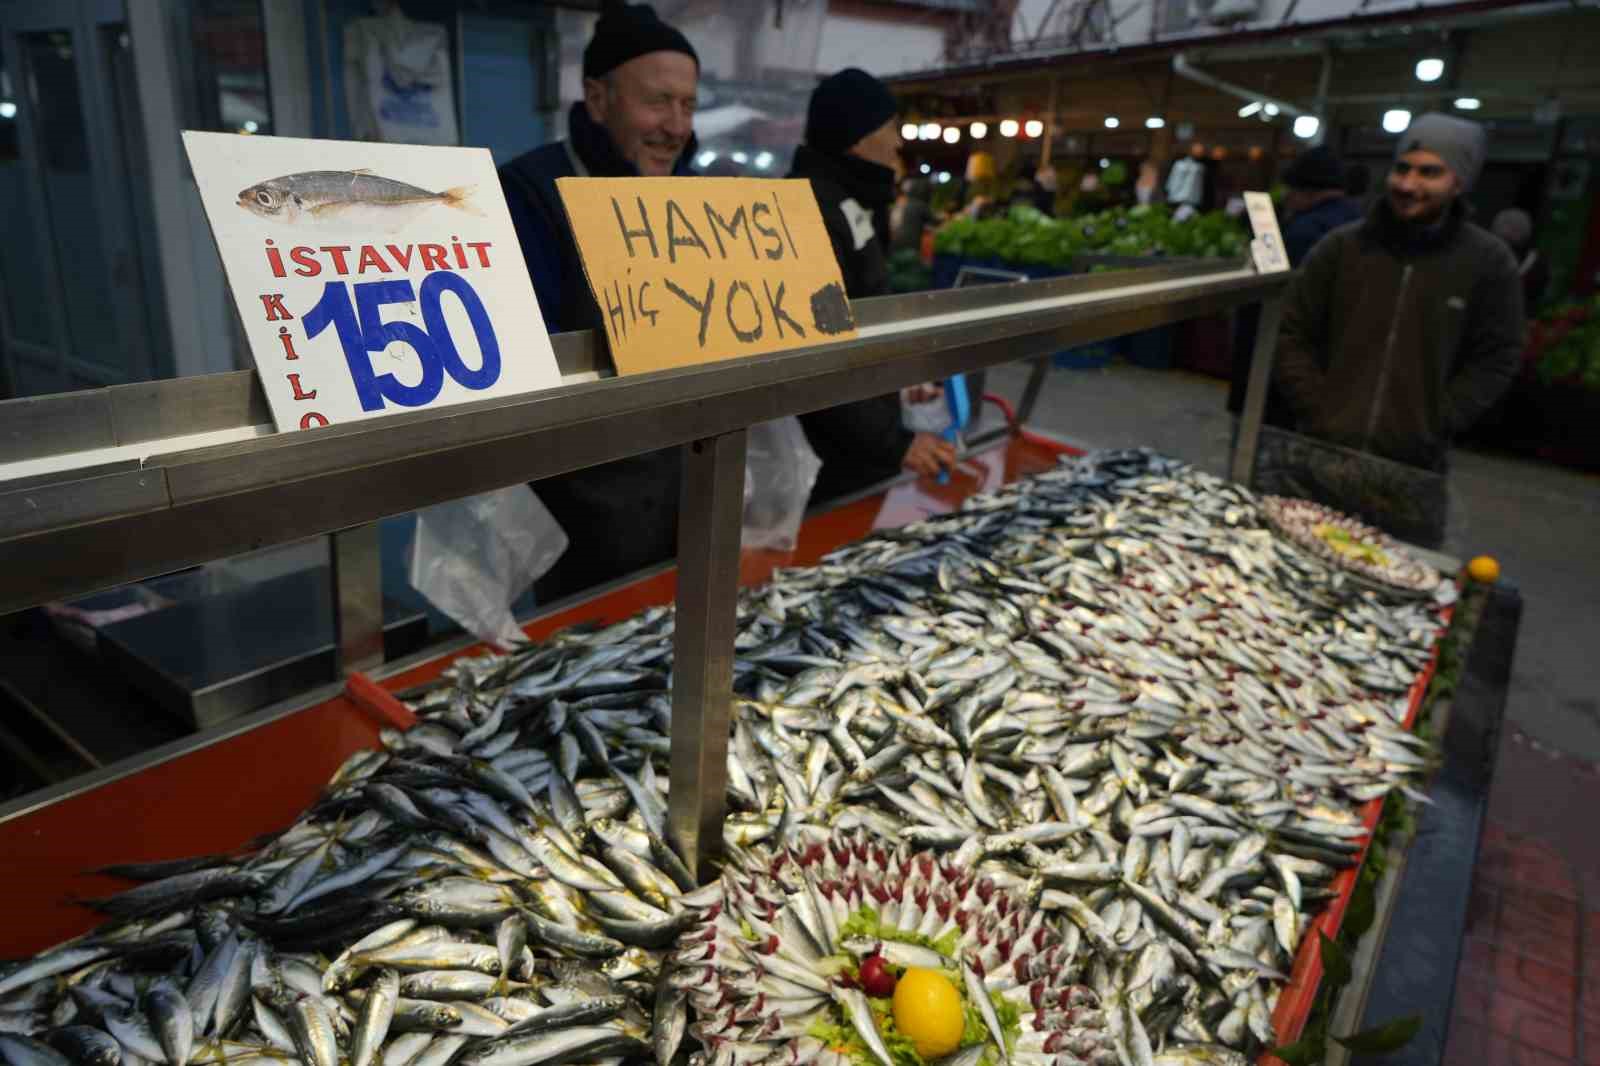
184;132;562;432
1243;191;1291;274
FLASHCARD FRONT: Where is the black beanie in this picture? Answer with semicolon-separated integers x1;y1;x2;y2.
583;0;698;80
805;68;899;156
1282;145;1345;191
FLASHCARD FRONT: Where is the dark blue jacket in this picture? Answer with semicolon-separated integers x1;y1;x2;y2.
1281;195;1365;268
497;104;699;602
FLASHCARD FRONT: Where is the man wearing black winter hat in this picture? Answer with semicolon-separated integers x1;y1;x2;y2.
497;1;701;604
789;68;956;505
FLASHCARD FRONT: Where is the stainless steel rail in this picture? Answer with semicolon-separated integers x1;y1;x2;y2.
0;260;1288;877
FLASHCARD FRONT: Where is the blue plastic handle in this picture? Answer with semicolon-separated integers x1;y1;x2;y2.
935;374;971;485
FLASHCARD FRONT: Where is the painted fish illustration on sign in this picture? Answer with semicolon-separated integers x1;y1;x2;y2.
236;169;478;223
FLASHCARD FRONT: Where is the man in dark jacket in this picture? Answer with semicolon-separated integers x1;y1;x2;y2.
497;1;699;602
1227;145;1363;425
1271;114;1523;539
788;68;955;504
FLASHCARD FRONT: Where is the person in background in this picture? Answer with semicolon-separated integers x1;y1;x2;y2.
1227;145;1362;431
891;177;932;254
1491;208;1549;311
1279;146;1366;264
787;68;956;504
1034;166;1060;214
497;0;700;602
1271;113;1524;546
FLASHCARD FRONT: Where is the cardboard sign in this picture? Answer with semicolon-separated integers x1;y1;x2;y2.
1243;191;1291;274
184;131;562;432
557;177;857;375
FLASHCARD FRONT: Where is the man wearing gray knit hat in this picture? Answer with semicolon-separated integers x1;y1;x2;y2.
1263;112;1523;548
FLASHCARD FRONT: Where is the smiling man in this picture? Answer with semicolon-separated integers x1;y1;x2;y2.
1267;113;1523;547
497;1;700;603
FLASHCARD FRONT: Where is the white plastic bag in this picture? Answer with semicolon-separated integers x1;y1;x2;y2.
408;485;568;649
742;417;821;552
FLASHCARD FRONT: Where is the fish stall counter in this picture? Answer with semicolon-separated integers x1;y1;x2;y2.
0;431;1475;1066
0;431;1077;960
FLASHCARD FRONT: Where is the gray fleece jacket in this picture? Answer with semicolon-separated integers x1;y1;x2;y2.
1273;198;1524;471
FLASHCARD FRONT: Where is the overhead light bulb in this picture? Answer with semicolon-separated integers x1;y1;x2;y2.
1264;103;1280;117
999;118;1019;138
920;122;940;140
1292;115;1320;139
970;121;988;138
944;126;961;144
901;122;919;140
754;151;773;170
0;101;15;119
1100;158;1110;168
732;151;749;164
1104;116;1119;129
1145;116;1165;129
242;119;259;133
1024;119;1044;137
1415;57;1444;82
920;163;931;174
696;150;717;167
938;171;952;184
1455;97;1481;111
1382;109;1412;134
1238;101;1263;118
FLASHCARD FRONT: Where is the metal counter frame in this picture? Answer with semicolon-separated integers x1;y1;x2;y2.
0;258;1289;875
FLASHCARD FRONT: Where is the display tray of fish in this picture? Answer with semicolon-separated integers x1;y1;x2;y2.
0;449;1450;1066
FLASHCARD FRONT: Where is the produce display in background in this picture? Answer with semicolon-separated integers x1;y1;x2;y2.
887;249;934;294
1529;294;1600;389
0;451;1448;1066
935;204;1250;267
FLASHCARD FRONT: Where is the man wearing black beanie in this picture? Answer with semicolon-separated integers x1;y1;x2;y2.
790;68;956;504
498;1;700;604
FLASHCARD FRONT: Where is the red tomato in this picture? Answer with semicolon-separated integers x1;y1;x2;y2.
860;954;897;998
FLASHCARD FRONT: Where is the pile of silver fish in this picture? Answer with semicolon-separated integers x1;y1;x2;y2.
0;449;1445;1066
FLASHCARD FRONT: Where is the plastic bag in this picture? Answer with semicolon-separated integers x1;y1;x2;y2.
742;417;821;552
408;485;568;649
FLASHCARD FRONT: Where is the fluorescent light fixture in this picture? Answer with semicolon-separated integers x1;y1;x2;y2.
1382;109;1412;134
1145;116;1165;129
1292;115;1320;139
901;122;919;140
999;118;1019;138
732;151;749;164
920;163;931;174
970;121;987;138
1264;103;1280;117
1104;116;1119;129
1415;57;1444;82
920;122;941;140
696;150;717;167
242;119;259;133
1238;101;1263;118
943;126;960;144
1455;97;1481;110
0;101;17;119
1024;119;1044;137
754;151;773;170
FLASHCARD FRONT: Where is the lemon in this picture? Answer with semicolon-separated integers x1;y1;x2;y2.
1467;555;1500;583
891;967;964;1059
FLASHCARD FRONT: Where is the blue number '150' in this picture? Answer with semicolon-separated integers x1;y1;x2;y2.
303;271;501;411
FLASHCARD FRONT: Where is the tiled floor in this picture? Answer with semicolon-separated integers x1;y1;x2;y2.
1447;730;1600;1065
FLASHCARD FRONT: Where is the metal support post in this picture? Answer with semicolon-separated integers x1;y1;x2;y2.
331;523;384;674
668;429;747;881
1230;292;1285;486
1016;355;1051;425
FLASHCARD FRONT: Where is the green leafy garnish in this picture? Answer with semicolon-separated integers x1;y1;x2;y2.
839;905;961;959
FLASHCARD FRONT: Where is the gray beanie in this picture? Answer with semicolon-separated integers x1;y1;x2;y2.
1395;113;1487;191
